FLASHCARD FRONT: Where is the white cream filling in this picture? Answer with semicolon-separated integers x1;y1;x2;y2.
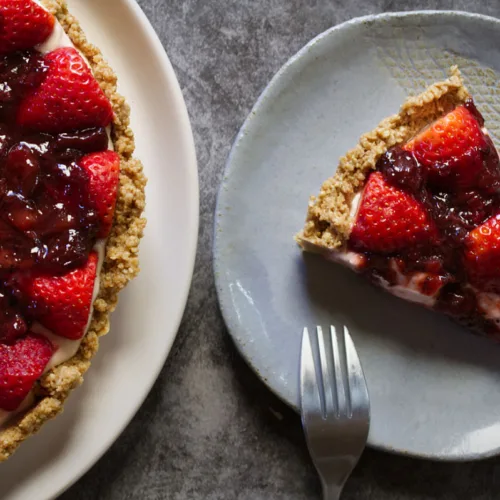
375;261;443;308
349;191;362;220
1;10;114;425
36;15;73;53
377;274;439;308
326;250;366;271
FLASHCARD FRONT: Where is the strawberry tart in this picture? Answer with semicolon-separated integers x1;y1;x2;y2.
297;67;500;338
0;0;146;461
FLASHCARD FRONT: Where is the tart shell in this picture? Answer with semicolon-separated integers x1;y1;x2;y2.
296;66;469;253
0;0;147;462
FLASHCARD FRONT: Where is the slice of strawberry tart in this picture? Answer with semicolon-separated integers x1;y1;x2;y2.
297;67;500;338
0;0;146;461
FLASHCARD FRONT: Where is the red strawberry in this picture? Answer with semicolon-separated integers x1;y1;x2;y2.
0;334;54;411
404;105;495;189
0;0;54;55
80;151;120;238
349;172;438;253
16;252;98;340
18;47;113;133
464;213;500;291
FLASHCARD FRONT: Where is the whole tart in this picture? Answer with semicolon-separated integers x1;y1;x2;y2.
0;0;146;461
298;67;500;339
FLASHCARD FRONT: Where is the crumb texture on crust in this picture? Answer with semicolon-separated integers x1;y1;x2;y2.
0;0;147;462
297;66;469;252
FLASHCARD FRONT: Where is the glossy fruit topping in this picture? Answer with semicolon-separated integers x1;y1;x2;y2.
0;9;120;412
0;333;54;411
404;104;499;191
18;47;114;133
377;147;425;193
349;100;500;333
0;0;54;55
0;289;27;344
464;214;500;293
0;50;49;116
80;151;120;239
0;126;110;272
350;172;437;253
0;47;113;278
13;251;98;340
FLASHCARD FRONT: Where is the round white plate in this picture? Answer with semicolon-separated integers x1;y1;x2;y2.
214;11;500;460
0;1;198;498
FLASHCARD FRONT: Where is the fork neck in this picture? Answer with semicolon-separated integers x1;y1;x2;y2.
321;481;342;500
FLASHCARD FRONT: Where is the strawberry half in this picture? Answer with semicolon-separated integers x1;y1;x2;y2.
18;47;113;133
80;151;120;238
0;334;54;411
349;172;438;253
464;213;500;291
16;252;98;340
404;105;496;189
0;0;55;55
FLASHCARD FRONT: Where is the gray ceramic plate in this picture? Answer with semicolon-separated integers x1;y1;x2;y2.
214;11;500;460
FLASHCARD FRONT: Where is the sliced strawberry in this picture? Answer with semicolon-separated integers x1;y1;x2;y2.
349;172;438;253
18;47;113;133
16;252;98;340
404;105;497;189
0;0;55;55
464;213;500;291
0;334;54;411
79;151;120;238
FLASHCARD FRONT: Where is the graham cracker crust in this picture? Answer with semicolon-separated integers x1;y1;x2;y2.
296;67;469;253
0;0;147;462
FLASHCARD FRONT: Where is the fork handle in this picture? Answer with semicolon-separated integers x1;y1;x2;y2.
321;481;342;500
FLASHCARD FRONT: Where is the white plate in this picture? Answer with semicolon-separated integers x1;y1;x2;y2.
0;1;198;498
214;11;500;460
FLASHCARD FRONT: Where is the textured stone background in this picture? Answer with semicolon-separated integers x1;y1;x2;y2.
62;1;500;499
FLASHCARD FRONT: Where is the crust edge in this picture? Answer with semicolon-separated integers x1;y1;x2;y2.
0;0;147;462
296;66;469;252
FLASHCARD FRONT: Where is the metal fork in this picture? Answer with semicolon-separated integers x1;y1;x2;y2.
300;326;370;500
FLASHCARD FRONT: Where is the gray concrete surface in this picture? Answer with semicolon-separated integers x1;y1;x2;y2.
62;1;500;498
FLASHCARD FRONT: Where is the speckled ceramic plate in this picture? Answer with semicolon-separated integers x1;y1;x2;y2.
0;1;198;499
214;11;500;461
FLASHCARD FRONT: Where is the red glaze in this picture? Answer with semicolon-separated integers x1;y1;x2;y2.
349;100;500;333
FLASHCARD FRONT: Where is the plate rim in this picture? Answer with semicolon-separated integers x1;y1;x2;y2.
214;9;500;462
47;0;199;497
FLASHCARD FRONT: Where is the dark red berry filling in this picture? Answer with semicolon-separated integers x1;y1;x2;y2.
0;50;108;345
349;99;500;333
